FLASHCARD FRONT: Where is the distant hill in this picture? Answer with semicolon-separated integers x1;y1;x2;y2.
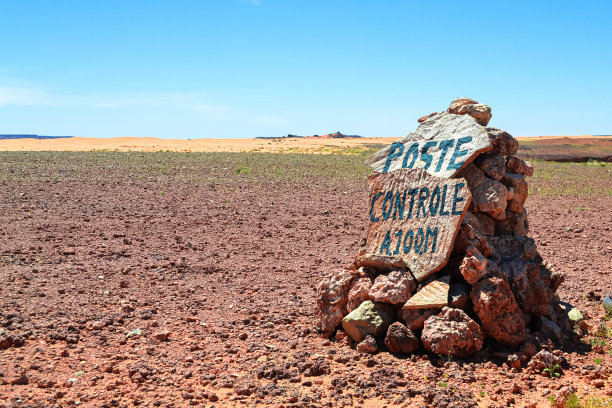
256;131;362;140
0;134;74;140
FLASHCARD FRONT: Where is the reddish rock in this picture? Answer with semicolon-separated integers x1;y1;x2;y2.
459;245;488;285
448;97;478;113
448;97;492;126
475;154;506;181
153;330;171;342
316;270;357;336
505;156;534;177
417;112;438;123
501;259;552;316
421;307;484;358
347;277;372;312
495;208;529;236
485;128;519;156
369;269;415;305
399;308;438;331
471;275;525;348
527;350;563;372
384;322;419;354
356;335;378;354
456;162;485;191
501;172;528;214
470;177;508;220
473;213;496;235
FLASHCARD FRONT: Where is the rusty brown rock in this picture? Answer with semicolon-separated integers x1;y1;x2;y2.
369;269;415;305
316;269;358;336
471;275;526;348
475;154;506;181
356;335;378;354
470;176;508;220
456;162;485;191
417;112;438;123
495;208;529;236
448;97;478;113
347;277;372;312
456;104;492;126
363;168;472;282
473;213;496;235
459;245;488;285
399;308;438;331
421;307;484;358
501;173;528;214
505;156;534;177
501;259;552;316
403;275;450;309
384;322;419;354
485;128;519;156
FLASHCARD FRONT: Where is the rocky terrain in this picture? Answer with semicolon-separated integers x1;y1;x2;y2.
0;148;611;407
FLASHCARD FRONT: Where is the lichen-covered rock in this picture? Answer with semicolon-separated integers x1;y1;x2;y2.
384;322;419;354
500;258;552;316
399;308;438;331
505;156;534;177
356;335;378;354
342;300;395;343
316;269;357;336
470;177;508;220
475;154;506;181
421;307;484;358
417;112;438;123
471;275;525;348
485;128;519;156
495;208;529;236
501;172;528;214
369;269;415;305
347;277;372;312
459;245;488;285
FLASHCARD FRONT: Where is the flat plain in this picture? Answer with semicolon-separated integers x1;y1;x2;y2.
0;141;611;407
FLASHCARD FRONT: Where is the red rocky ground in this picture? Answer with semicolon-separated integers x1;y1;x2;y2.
0;152;611;408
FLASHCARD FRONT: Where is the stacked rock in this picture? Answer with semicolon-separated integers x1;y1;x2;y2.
316;97;575;361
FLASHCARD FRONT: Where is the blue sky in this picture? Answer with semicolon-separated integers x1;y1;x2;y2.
0;0;610;139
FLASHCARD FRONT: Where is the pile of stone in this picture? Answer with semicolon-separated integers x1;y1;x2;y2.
316;97;580;362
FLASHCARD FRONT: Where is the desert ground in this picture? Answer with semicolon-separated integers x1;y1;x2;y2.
0;138;611;408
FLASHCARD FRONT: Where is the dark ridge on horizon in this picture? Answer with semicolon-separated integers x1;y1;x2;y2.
0;134;74;140
256;131;362;140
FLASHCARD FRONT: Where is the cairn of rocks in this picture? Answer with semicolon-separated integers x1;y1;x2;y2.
316;97;580;363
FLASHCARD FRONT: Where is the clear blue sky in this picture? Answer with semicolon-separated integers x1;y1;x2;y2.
1;0;610;139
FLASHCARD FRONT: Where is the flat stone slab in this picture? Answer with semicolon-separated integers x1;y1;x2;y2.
367;112;492;178
403;275;450;309
363;168;472;282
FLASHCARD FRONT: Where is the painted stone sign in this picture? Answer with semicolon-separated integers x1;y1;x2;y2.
361;168;471;282
366;112;492;178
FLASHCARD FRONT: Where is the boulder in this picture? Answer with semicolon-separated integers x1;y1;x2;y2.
471;275;525;348
421;307;484;358
347;277;372;312
495;208;529;236
505;156;534;177
473;213;496;235
500;258;552;316
501;172;528;214
485;128;519;156
356;335;378;354
417;112;438;123
369;269;416;305
456;162;485;191
448;97;492;126
459;245;488;285
475;154;506;181
316;270;357;335
399;308;438;331
384;322;419;354
470;177;508;220
342;300;395;343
